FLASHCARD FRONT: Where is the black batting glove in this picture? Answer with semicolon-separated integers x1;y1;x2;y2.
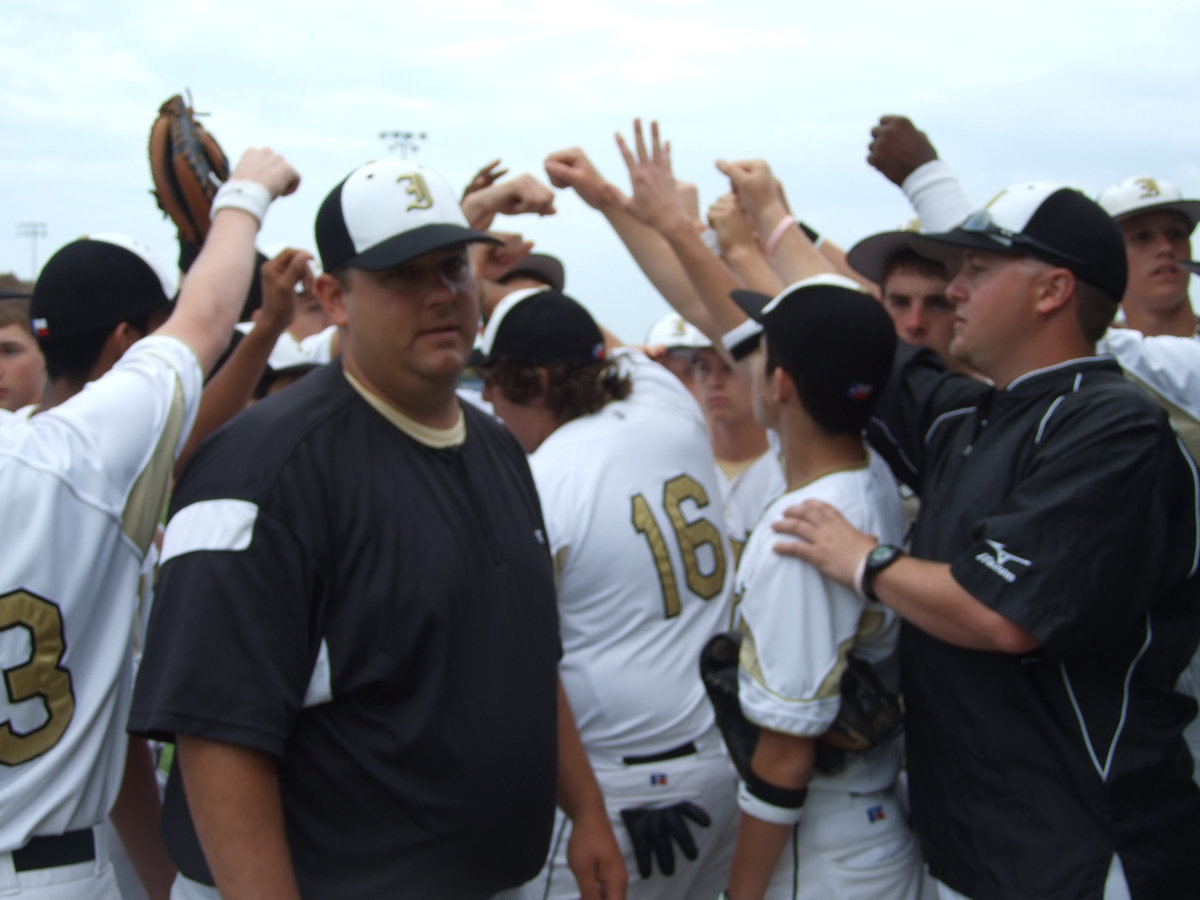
619;801;712;878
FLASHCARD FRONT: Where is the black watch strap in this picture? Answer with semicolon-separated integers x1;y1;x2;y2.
861;544;904;601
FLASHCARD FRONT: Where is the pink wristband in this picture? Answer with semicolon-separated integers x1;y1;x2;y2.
764;215;797;256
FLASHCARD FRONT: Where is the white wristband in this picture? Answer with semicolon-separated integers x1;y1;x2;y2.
853;547;874;600
210;180;272;228
737;780;805;826
722;318;764;360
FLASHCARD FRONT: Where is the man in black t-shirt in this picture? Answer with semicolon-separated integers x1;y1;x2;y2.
131;160;625;900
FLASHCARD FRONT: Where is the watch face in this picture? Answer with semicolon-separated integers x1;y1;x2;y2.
868;545;900;567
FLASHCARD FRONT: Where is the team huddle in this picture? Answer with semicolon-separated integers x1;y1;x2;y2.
0;104;1198;900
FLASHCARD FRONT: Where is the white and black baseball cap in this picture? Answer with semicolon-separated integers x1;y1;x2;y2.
474;288;605;366
31;234;176;338
727;274;896;430
1097;175;1200;232
907;183;1128;304
315;159;498;273
644;312;710;350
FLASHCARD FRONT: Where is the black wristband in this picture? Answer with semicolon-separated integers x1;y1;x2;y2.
744;769;808;810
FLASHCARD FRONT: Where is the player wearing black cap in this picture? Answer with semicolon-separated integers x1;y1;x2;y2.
476;289;738;900
718;276;926;900
773;183;1200;899
0;148;297;900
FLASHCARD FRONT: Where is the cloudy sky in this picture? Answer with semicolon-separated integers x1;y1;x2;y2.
4;0;1200;339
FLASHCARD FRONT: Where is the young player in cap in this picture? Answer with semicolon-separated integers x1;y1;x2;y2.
720;275;925;900
0;147;298;899
1097;175;1200;338
477;289;739;900
130;159;623;900
773;183;1200;898
844;235;964;372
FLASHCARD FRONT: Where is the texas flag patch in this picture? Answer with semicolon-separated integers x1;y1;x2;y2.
866;805;886;823
649;773;668;787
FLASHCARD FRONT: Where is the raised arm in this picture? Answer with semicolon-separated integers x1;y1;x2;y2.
707;192;784;297
175;248;311;473
461;173;556;231
614;119;748;344
155;149;299;375
714;158;837;287
544;144;713;333
867;115;973;231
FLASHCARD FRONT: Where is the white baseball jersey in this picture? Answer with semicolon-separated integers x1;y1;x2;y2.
529;348;735;761
736;450;905;795
717;449;785;566
0;336;201;850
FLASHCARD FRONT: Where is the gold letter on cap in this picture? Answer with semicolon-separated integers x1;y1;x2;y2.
397;174;433;212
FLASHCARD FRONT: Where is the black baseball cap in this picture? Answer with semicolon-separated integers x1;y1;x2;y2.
473;288;605;366
316;159;499;272
30;234;176;338
729;275;896;425
909;183;1128;304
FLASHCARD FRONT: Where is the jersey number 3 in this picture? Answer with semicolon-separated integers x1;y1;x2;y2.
0;590;76;765
632;474;727;618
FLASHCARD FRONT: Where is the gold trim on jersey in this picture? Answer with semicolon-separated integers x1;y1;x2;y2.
122;373;187;552
343;370;466;448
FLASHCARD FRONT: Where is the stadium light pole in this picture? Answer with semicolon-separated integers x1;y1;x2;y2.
16;222;47;281
378;131;427;159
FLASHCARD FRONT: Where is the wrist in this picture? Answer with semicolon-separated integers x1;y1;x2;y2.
752;202;791;238
763;215;797;257
857;544;905;601
723;240;765;267
659;212;703;244
210;180;272;228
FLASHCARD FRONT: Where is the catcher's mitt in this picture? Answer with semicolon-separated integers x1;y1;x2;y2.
148;93;229;245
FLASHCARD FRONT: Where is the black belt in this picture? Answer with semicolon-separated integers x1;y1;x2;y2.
622;740;697;765
12;829;95;872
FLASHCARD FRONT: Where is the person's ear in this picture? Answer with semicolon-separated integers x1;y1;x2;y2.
315;272;349;327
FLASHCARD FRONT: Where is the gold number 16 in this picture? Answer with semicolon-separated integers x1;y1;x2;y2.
631;474;727;618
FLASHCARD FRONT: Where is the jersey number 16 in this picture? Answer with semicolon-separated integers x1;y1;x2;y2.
631;473;727;619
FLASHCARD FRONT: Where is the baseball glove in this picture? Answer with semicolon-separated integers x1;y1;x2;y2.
700;632;904;777
699;631;760;783
148;93;229;245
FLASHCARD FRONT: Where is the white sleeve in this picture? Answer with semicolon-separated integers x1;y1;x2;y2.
736;543;865;737
300;325;338;363
901;159;974;232
28;335;203;537
1098;329;1200;421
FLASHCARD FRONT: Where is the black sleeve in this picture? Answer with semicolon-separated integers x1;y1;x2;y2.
866;342;988;494
949;389;1194;659
130;490;321;755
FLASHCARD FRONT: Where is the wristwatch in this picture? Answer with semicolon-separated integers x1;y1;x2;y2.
860;544;904;601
